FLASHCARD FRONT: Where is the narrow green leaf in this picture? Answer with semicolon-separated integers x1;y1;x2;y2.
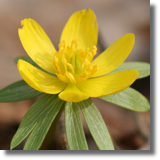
109;62;150;79
100;87;150;112
0;80;42;102
65;102;88;150
79;98;114;150
11;94;64;150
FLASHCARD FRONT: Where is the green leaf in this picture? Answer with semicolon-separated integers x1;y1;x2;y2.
79;98;115;150
11;94;64;150
100;87;150;112
0;80;43;102
65;102;88;150
15;56;56;76
109;62;150;79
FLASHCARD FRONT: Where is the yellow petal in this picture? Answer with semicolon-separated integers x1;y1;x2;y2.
60;9;98;50
91;33;135;77
58;84;89;102
77;70;139;97
18;19;56;74
17;60;67;94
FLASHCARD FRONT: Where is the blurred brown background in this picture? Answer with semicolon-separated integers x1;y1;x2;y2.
0;0;150;150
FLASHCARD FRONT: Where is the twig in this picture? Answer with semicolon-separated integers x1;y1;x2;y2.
41;104;66;150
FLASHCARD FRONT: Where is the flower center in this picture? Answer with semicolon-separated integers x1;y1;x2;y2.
52;39;97;84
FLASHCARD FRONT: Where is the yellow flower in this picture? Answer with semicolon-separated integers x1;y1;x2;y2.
17;9;139;102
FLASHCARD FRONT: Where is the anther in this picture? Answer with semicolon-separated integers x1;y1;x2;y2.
84;59;90;66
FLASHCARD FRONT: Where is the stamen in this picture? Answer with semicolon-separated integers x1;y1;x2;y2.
84;59;90;66
52;39;97;84
87;52;92;57
62;58;68;72
66;72;76;83
56;73;68;83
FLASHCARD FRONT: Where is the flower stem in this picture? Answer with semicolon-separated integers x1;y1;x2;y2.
53;109;68;150
41;102;65;150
